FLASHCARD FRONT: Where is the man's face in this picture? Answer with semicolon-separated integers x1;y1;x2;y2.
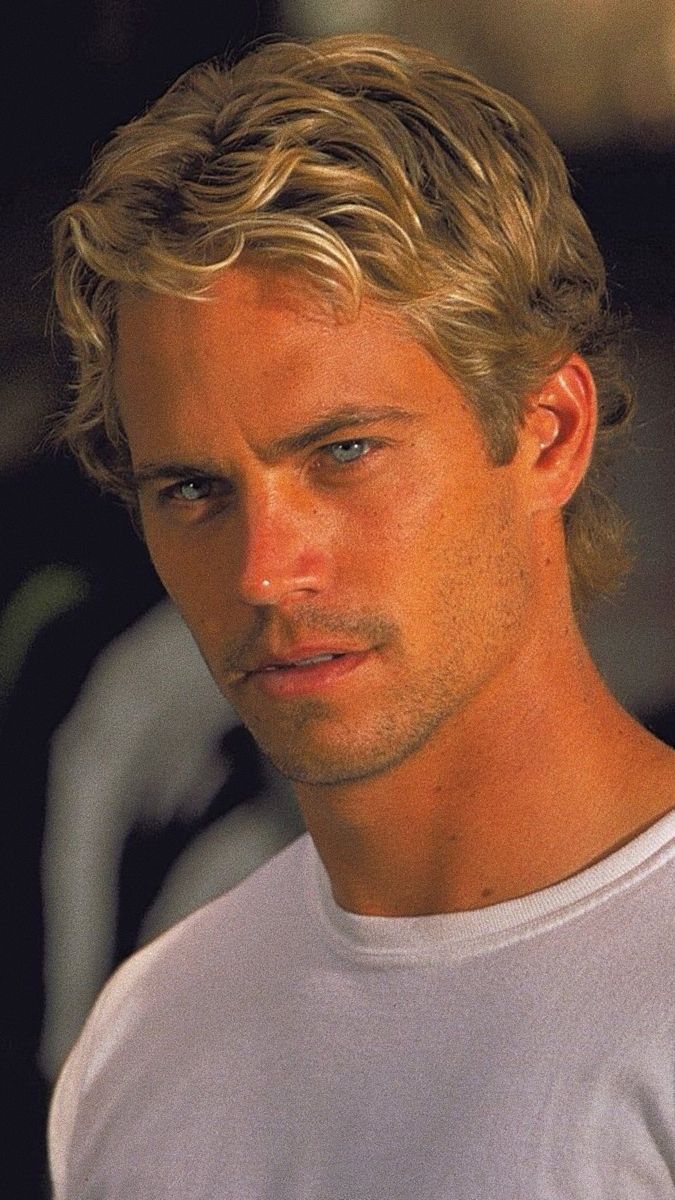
116;266;535;786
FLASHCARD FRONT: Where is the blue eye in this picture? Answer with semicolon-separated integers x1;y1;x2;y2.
174;478;213;501
326;439;370;464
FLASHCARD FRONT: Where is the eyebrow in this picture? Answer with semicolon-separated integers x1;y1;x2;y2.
131;405;422;487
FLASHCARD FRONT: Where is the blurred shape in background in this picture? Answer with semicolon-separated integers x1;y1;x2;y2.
40;599;303;1081
0;565;90;704
283;0;675;145
0;341;56;472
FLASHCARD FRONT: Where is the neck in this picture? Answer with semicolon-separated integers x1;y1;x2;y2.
294;614;674;917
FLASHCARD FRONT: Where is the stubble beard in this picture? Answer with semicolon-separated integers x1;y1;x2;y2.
224;669;465;788
217;535;531;788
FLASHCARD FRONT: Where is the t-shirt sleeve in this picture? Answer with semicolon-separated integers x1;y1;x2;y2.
47;941;163;1198
48;1032;89;1200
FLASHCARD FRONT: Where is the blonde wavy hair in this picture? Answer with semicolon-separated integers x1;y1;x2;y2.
52;33;633;609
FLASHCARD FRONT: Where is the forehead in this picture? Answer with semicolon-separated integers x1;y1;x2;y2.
114;266;477;457
117;266;418;374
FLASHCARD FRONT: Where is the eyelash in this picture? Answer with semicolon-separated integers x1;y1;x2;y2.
157;438;380;506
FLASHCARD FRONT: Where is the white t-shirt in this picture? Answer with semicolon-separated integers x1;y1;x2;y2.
49;812;675;1199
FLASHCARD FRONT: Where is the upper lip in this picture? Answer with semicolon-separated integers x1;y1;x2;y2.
245;645;368;674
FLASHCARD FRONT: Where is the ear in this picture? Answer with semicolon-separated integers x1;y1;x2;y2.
519;354;597;513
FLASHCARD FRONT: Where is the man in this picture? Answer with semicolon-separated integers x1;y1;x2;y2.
48;33;674;1199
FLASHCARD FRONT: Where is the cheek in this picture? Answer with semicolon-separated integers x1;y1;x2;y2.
417;475;529;620
141;515;231;630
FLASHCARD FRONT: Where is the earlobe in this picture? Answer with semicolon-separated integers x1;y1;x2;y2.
524;355;597;512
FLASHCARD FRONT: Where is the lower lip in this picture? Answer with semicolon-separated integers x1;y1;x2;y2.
244;652;371;697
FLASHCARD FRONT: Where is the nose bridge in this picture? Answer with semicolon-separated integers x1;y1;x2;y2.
238;471;326;605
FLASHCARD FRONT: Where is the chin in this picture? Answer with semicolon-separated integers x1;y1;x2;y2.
256;709;450;789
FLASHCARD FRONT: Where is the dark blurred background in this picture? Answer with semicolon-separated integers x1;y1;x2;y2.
1;2;673;1196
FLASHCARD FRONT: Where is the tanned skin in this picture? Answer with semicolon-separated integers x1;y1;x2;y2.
115;265;675;917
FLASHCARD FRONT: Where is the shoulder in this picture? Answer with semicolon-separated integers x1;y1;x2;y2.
49;832;311;1190
110;830;311;999
53;832;311;1097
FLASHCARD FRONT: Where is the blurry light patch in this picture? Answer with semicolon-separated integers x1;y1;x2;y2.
283;0;675;146
0;565;91;700
284;0;391;35
0;342;57;471
666;10;675;85
620;27;675;127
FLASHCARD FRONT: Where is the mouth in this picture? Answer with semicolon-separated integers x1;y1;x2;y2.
257;652;347;672
242;649;372;697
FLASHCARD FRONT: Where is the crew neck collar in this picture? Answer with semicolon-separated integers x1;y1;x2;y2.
303;808;675;964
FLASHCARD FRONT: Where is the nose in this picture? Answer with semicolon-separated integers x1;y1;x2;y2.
236;480;330;607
